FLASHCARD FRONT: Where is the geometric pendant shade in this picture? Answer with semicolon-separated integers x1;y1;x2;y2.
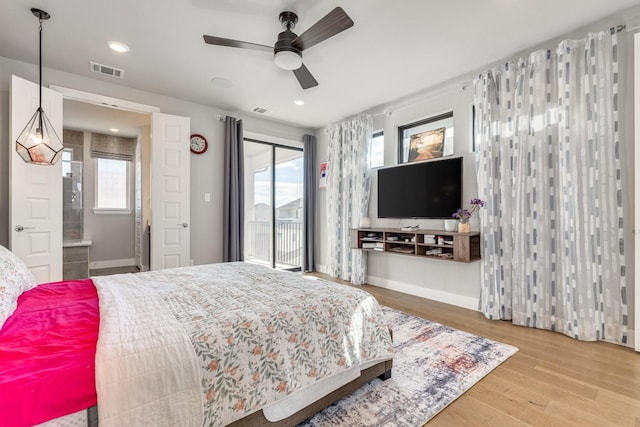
16;106;64;165
16;8;63;166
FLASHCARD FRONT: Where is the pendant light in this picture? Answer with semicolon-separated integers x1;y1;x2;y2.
15;8;63;165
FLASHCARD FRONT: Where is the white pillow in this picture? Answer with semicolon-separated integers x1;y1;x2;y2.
0;245;37;330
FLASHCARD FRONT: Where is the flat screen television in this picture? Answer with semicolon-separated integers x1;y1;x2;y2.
377;156;462;219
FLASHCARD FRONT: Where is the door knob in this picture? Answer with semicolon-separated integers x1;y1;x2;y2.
177;222;189;228
14;225;35;232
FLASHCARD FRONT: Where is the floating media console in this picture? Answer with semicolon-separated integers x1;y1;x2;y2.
352;227;480;263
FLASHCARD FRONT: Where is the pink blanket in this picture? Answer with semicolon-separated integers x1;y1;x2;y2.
0;279;99;426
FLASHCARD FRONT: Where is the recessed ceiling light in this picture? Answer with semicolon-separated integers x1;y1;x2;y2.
109;128;119;133
211;77;233;89
107;41;130;53
294;100;305;106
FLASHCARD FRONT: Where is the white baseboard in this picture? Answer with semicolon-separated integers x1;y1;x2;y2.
366;275;480;311
90;258;136;269
316;264;328;275
626;329;635;349
604;329;635;349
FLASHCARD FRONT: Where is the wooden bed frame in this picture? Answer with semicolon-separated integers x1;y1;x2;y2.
82;325;393;426
67;330;392;427
230;359;393;427
80;360;391;427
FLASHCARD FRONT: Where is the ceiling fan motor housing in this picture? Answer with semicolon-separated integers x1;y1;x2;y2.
274;13;302;70
274;30;300;56
275;11;300;57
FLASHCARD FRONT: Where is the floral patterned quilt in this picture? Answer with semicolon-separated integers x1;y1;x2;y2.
93;262;393;426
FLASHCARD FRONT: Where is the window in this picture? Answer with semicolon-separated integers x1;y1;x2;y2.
95;158;130;212
397;111;454;163
370;131;384;168
243;138;304;271
61;149;73;177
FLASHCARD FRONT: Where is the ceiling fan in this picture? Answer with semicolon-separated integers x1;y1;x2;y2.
203;7;354;90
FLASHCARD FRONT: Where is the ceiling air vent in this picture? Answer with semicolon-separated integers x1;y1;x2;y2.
89;61;124;79
252;107;268;114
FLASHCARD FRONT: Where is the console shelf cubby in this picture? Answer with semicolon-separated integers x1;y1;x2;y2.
352;227;480;263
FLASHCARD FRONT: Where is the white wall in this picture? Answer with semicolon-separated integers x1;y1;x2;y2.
0;55;311;265
315;83;482;309
79;131;137;266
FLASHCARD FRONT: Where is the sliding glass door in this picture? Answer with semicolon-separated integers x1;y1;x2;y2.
243;139;303;270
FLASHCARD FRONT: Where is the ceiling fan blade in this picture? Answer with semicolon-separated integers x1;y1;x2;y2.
292;7;354;51
293;64;319;90
203;35;273;53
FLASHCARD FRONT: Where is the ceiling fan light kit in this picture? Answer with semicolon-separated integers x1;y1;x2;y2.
274;50;302;70
274;11;302;70
203;7;354;89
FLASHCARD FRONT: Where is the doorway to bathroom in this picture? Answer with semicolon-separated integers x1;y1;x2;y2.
61;100;150;279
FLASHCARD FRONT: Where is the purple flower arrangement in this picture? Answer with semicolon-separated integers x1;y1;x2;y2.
452;198;485;223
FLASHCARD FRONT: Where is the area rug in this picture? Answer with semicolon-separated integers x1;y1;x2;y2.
299;306;518;426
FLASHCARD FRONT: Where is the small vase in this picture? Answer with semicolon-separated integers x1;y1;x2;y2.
458;221;470;233
443;219;458;232
359;217;371;228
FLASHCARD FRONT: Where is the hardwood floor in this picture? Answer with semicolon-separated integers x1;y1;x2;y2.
311;273;640;426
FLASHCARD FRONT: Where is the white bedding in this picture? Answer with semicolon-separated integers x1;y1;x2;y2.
35;409;87;427
93;262;393;426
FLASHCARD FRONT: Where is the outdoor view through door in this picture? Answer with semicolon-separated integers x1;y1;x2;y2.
244;139;304;271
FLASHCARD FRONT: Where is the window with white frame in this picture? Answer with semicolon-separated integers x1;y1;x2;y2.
370;131;384;168
95;158;130;211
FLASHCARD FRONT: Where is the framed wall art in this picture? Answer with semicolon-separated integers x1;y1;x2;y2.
319;161;328;189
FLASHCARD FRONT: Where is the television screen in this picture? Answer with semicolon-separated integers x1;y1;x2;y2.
377;157;462;219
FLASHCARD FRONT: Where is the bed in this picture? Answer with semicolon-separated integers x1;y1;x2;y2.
0;246;393;426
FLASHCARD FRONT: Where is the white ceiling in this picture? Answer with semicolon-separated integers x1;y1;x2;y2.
1;0;639;130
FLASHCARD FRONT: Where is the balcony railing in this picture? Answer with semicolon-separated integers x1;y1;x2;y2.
246;220;302;269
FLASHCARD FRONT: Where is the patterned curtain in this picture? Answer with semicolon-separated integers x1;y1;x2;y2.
474;29;627;343
326;115;372;284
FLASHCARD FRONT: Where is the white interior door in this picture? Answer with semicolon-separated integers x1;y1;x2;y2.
9;75;63;283
150;112;190;270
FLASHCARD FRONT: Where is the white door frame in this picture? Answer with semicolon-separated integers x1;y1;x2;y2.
634;32;640;352
49;85;160;114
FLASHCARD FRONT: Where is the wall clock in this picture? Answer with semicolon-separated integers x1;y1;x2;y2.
190;134;208;154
